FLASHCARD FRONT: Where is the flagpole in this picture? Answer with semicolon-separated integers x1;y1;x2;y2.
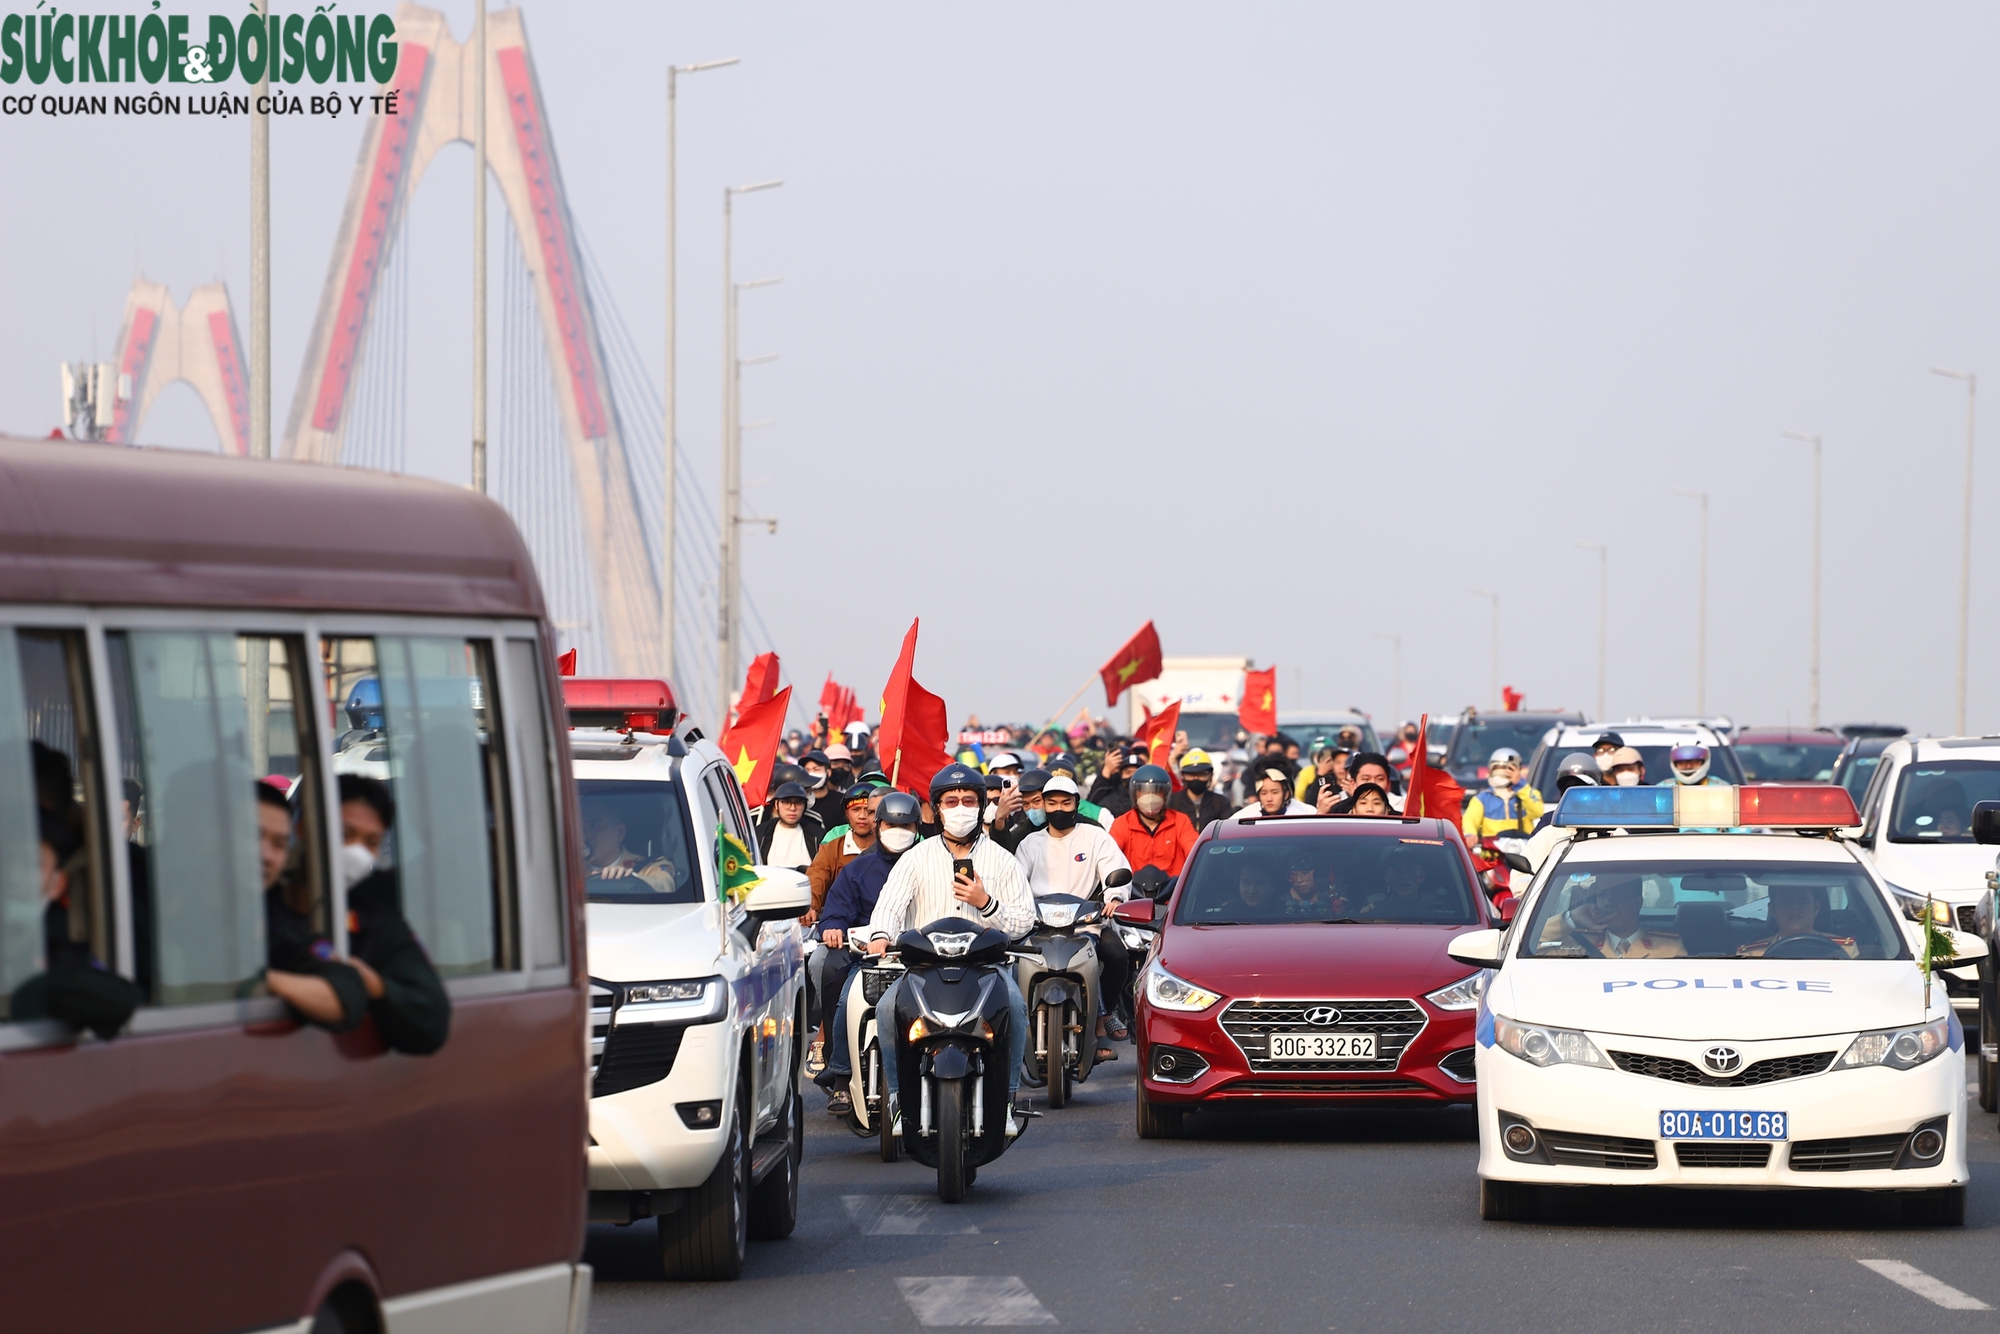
1039;671;1102;736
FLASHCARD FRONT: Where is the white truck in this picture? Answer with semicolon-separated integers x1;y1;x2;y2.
569;698;812;1282
1128;656;1251;753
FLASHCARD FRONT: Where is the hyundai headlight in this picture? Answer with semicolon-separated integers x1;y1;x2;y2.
1038;901;1079;928
1144;960;1222;1012
1492;1014;1611;1068
1836;1017;1951;1071
1425;972;1486;1012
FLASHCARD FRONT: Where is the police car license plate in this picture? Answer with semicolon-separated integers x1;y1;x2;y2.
1269;1032;1377;1061
1659;1110;1788;1140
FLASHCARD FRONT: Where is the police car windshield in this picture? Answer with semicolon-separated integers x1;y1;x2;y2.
1735;741;1843;782
580;779;701;904
1519;860;1906;961
1176;833;1479;926
1888;759;2000;843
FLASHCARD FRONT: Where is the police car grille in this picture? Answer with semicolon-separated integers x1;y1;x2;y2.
1608;1050;1835;1087
593;1023;687;1098
1221;999;1427;1073
1673;1142;1772;1168
1540;1130;1657;1171
1786;1133;1907;1173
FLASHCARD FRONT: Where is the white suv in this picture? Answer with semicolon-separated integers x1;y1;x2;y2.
573;717;811;1281
1525;722;1742;796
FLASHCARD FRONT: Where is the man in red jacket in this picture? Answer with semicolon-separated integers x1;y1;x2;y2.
1109;764;1197;879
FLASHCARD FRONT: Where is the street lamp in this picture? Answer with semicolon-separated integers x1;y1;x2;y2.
717;183;780;716
1673;490;1708;714
1932;368;1977;735
1374;632;1402;725
1575;543;1607;722
1781;431;1822;727
1469;590;1499;711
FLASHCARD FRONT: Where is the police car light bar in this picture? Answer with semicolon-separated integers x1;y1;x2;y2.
562;677;679;732
1554;784;1859;829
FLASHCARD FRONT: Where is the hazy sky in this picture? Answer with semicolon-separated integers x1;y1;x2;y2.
4;3;1998;737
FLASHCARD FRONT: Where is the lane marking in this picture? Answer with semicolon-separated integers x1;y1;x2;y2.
897;1276;1058;1326
843;1194;980;1236
1858;1260;1992;1310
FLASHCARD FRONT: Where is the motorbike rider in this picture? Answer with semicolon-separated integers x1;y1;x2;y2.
1170;749;1232;831
1110;765;1198;879
1015;773;1133;1059
1603;745;1647;787
1232;764;1315;820
1660;743;1727;786
1461;748;1543;838
811;791;922;1115
861;763;1035;1135
755;780;824;873
1590;731;1627;773
1520;753;1600;871
1086;744;1140;819
990;766;1048;853
807;783;881;922
1047;754;1116;829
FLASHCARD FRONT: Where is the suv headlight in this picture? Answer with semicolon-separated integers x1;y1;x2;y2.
1144;960;1222;1012
614;976;727;1025
1492;1014;1611;1069
1425;972;1486;1012
1837;1017;1951;1071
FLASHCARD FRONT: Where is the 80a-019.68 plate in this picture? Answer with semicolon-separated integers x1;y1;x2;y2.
1659;1110;1788;1140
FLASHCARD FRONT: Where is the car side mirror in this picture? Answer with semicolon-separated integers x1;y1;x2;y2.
1495;849;1534;875
1951;930;1989;962
742;867;812;921
1111;899;1157;928
1495;896;1518;925
1447;927;1505;968
1973;801;2000;846
1102;867;1134;891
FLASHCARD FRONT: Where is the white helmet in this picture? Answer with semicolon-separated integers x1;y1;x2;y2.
1669;744;1711;785
1487;747;1522;768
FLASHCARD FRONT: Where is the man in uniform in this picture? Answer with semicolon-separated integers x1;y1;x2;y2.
1538;874;1684;958
1736;883;1860;958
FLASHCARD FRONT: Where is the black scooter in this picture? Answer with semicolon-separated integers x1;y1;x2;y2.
885;919;1023;1202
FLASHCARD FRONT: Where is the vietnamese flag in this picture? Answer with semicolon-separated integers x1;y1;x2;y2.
1136;697;1183;790
1402;714;1467;825
557;648;577;677
1239;666;1277;736
875;619;953;796
719;685;792;807
738;651;781;715
821;674;862;732
1100;621;1164;707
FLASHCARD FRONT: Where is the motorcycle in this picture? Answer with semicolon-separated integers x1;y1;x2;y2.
885;919;1023;1202
828;940;908;1162
1012;867;1132;1109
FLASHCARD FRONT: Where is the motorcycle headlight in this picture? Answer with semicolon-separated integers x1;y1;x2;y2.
1492;1014;1611;1069
1117;924;1153;950
1424;972;1486;1012
1144;960;1222;1012
1837;1017;1951;1071
1037;901;1079;928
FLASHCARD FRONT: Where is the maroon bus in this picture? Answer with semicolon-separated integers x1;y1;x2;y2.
0;436;590;1333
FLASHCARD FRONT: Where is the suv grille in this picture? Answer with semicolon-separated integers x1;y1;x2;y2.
1541;1130;1657;1171
1959;904;1980;934
1220;999;1427;1073
1674;1142;1772;1168
1608;1050;1835;1087
1788;1133;1907;1173
594;1024;686;1098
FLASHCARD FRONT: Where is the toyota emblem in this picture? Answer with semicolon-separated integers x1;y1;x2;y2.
1304;1006;1343;1026
1701;1045;1743;1076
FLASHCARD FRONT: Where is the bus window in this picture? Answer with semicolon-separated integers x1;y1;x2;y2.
105;631;319;1009
502;639;565;972
325;635;516;978
1;626;124;1030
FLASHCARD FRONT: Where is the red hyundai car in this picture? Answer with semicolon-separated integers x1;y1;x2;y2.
1114;814;1498;1137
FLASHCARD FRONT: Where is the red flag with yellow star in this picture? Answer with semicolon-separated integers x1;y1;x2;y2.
1099;621;1163;707
1136;697;1184;791
1239;666;1277;735
718;685;792;807
875;619;952;796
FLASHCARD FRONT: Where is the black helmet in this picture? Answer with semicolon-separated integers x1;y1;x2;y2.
929;762;985;803
772;781;808;803
877;791;921;827
1017;767;1051;795
1046;753;1079;774
984;772;1007;792
1129;764;1172;794
771;762;809;792
842;782;877;808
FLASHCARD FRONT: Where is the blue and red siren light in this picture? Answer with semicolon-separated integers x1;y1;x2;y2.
1555;784;1859;830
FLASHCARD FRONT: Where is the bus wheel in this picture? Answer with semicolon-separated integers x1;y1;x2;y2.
659;1090;749;1280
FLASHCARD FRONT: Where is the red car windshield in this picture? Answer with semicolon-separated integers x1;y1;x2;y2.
1175;832;1480;925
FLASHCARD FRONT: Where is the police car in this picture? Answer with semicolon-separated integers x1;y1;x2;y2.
1449;783;1984;1225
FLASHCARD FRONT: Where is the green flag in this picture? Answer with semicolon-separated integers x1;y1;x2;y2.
717;824;762;903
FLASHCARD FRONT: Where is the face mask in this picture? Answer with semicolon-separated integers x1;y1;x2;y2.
941;805;981;839
1026;808;1047;827
1184;778;1209;795
1615;769;1642;787
878;826;917;854
831;768;853;788
339;841;376;890
1137;793;1166;816
982;801;997;824
1489;772;1514;792
1045;808;1079;832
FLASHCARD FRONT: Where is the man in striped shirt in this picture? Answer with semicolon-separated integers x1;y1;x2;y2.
863;763;1034;1132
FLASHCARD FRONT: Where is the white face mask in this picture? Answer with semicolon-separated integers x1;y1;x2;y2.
982;801;997;824
338;840;377;890
940;805;981;839
1614;769;1642;787
879;826;917;854
1137;793;1167;816
1489;770;1514;792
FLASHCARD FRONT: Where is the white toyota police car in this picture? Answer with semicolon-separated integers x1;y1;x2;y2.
1450;783;1984;1225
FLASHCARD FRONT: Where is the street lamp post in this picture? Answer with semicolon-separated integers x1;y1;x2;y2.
1374;632;1402;725
1932;368;1978;735
717;178;782;717
471;0;486;493
1673;489;1708;714
664;56;738;682
1470;590;1499;710
1575;542;1607;721
1781;431;1822;727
